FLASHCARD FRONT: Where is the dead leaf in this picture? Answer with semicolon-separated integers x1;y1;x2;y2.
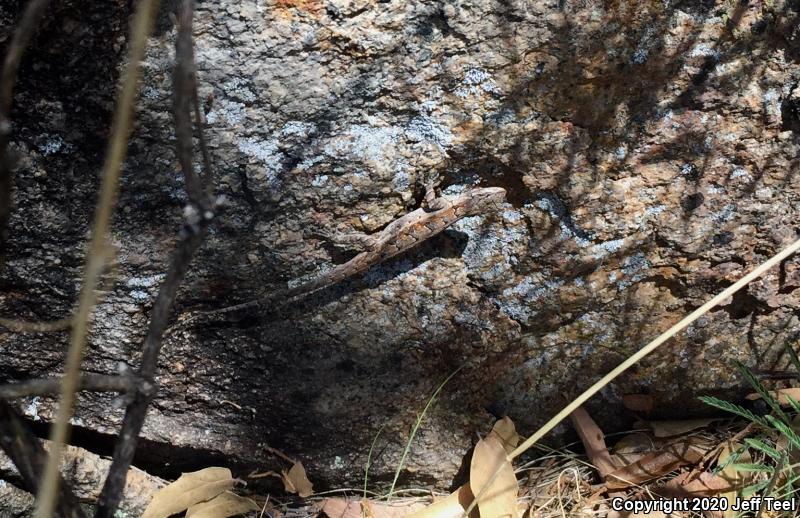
142;467;235;518
489;417;521;455
282;461;313;497
185;491;259;518
404;484;478;518
320;497;425;518
660;471;734;497
606;440;707;490
622;394;654;413
570;406;620;478
746;387;800;406
644;418;717;438
470;435;519;518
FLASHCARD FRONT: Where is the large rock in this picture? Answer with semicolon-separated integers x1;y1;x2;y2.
2;0;800;498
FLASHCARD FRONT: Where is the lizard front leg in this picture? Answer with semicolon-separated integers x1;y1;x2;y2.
421;183;452;212
315;228;379;252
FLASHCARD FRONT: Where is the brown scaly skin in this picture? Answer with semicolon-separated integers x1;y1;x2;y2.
184;186;507;322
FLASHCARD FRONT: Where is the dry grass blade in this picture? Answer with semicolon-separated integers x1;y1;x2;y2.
34;0;162;515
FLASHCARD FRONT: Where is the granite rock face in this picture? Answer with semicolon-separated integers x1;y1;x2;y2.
2;0;800;496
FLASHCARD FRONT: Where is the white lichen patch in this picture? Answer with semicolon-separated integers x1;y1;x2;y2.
588;237;626;260
689;42;720;59
729;167;753;181
126;274;165;289
391;170;411;192
326;124;402;162
713;204;736;223
645;204;666;216
311;174;329;187
205;100;246;125
405;115;453;149
130;290;150;302
38;134;68;155
24;397;42;421
237;136;280;164
763;88;781;119
455;68;499;98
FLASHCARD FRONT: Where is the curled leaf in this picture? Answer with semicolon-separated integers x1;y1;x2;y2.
142;467;235;518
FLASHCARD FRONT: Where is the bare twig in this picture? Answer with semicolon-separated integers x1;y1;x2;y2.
0;0;50;262
173;0;205;205
95;3;214;514
0;374;136;400
95;203;214;517
0;400;85;518
34;0;162;515
0;316;72;333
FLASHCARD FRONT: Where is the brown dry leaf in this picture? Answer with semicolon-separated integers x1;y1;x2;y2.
470;435;519;518
611;433;655;467
282;461;313;497
606;440;707;490
746;387;800;406
142;467;235;518
489;417;521;455
403;484;478;518
660;471;733;497
320;497;425;518
622;394;655;413
644;418;717;437
185;491;259;518
570;406;620;478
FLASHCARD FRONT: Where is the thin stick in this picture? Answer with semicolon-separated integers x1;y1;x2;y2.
0;0;51;262
462;237;800;517
0;316;72;333
95;3;214;513
33;0;161;515
0;400;85;518
0;374;135;399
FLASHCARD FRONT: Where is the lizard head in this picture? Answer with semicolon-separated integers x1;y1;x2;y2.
459;186;507;216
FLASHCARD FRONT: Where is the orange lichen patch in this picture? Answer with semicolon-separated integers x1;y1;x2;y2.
274;0;323;17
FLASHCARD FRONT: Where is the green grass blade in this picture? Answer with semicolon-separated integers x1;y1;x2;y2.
364;424;386;499
741;480;771;499
785;342;800;376
387;365;464;500
765;415;800;450
728;463;774;473
736;361;791;425
699;395;768;427
744;438;782;461
787;395;800;415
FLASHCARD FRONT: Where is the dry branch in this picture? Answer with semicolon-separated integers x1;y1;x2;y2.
34;0;163;514
95;1;215;515
0;374;135;400
0;400;85;518
0;0;50;261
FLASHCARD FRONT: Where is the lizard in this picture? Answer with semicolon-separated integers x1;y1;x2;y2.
178;185;507;325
